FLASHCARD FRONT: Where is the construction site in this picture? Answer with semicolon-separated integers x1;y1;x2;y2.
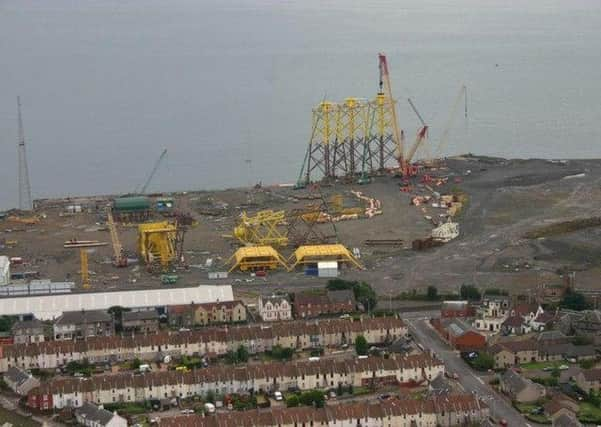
3;54;601;299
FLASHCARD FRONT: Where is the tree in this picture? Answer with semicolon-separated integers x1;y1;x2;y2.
327;279;377;312
560;289;589;311
0;316;17;333
236;345;249;363
130;358;142;370
460;284;481;301
205;390;215;403
471;352;494;371
426;286;438;301
299;390;325;408
355;335;368;356
286;395;300;408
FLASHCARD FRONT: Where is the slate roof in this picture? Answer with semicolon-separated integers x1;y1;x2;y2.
4;367;31;385
553;412;582;427
327;290;355;304
55;310;112;325
502;315;526;328
75;402;117;426
11;319;44;332
501;369;531;395
122;310;159;322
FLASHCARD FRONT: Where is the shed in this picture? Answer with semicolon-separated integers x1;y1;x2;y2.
113;196;150;212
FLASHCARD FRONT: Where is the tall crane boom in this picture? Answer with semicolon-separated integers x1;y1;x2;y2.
378;53;403;165
107;210;127;267
405;98;429;163
139;149;167;194
434;85;467;158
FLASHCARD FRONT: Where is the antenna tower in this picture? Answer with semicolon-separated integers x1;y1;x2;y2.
17;96;33;210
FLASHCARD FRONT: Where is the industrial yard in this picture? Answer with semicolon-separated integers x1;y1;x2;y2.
3;154;601;301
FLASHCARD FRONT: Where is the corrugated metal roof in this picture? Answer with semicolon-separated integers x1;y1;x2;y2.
0;284;233;320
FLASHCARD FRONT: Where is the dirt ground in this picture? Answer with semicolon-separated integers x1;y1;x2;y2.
3;155;601;299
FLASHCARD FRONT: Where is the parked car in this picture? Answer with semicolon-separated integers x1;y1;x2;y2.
274;391;283;401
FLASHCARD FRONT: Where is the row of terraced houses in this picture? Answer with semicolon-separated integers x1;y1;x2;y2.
157;395;489;427
26;354;443;410
0;317;406;372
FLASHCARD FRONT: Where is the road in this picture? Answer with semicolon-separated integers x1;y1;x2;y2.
406;317;531;427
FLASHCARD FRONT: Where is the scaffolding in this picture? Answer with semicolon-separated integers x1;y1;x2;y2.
288;244;364;270
227;246;289;272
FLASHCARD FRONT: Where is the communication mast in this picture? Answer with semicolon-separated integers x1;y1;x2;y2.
17;96;33;210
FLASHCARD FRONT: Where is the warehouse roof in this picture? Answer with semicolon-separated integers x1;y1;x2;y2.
0;285;233;320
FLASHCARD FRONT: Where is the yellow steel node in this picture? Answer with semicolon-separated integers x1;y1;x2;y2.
226;246;289;273
288;244;364;270
233;210;288;247
137;222;178;271
80;248;90;289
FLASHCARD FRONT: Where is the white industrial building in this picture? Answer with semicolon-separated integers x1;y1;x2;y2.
0;284;233;320
0;256;10;286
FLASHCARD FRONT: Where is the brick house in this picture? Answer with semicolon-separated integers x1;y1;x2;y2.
294;290;356;319
575;369;601;394
168;301;247;328
500;369;546;403
490;339;539;368
194;300;247;325
441;301;474;319
432;318;486;351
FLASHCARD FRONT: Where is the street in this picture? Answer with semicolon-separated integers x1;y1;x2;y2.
405;317;531;427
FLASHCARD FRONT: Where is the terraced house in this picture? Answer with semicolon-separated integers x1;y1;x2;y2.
155;395;489;427
26;354;443;410
0;317;406;372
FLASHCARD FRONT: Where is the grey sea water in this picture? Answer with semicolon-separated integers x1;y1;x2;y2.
1;0;600;209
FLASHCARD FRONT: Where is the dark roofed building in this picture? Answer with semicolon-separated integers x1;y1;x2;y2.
122;310;159;334
500;369;546;403
53;310;114;341
3;366;39;395
294;290;356;319
75;402;127;427
11;319;45;344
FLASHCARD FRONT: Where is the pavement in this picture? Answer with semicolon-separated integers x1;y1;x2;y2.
405;316;532;427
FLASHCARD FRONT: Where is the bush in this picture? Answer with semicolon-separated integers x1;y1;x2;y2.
580;359;596;369
560;289;589;311
268;345;294;361
460;284;481;301
470;353;494;371
426;286;439;301
298;390;325;408
286;395;300;407
355;335;368;356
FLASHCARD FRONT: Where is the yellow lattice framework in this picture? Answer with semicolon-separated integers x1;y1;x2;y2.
227;246;289;272
288;244;364;270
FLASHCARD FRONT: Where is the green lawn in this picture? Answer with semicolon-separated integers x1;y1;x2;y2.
0;407;40;427
519;361;562;370
514;403;551;424
579;402;601;424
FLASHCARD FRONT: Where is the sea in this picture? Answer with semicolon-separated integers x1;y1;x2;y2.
1;0;600;209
